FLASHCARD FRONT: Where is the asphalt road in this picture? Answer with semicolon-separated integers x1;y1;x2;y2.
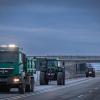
0;77;100;100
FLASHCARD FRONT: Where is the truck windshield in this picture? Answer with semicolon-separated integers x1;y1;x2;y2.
47;60;58;67
0;51;18;63
88;68;93;71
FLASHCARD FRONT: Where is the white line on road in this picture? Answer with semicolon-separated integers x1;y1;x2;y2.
78;94;84;98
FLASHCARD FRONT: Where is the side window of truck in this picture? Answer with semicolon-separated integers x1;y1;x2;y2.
19;53;23;73
19;53;23;64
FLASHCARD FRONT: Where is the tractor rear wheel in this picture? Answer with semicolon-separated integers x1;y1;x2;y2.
57;72;65;85
40;72;46;85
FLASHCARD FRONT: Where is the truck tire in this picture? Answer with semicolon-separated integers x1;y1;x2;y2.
25;85;31;92
63;77;65;85
86;73;88;78
57;72;65;85
92;74;95;77
30;77;34;92
40;72;46;85
45;79;49;85
0;87;3;92
19;84;25;94
5;86;10;92
0;86;10;92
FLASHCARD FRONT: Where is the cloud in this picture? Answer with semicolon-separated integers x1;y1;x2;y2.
0;25;100;55
0;0;33;7
0;25;100;44
0;26;48;33
0;0;100;14
0;0;100;56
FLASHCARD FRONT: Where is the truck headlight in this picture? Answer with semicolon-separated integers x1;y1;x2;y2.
13;78;20;83
89;72;92;74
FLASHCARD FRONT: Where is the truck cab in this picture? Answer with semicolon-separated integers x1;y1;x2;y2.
0;45;34;93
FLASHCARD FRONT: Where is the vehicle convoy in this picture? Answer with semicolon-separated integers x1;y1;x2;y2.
0;45;34;94
35;57;65;85
85;64;95;77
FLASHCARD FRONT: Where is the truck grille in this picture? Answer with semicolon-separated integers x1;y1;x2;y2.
0;68;14;75
0;76;8;84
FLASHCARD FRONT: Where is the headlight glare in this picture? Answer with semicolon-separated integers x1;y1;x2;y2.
13;78;20;82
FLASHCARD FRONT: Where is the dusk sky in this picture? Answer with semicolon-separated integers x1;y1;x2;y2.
0;0;100;56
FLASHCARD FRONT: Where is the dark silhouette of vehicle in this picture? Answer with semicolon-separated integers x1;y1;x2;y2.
35;57;65;85
85;66;95;77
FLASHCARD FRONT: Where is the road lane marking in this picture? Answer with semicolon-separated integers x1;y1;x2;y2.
78;94;84;98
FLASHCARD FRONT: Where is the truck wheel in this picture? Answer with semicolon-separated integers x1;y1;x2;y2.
25;85;31;92
0;87;3;92
30;77;34;92
45;79;49;85
19;84;25;94
57;72;65;85
0;86;10;92
92;74;95;77
40;72;46;85
5;87;10;92
63;77;65;85
86;74;88;78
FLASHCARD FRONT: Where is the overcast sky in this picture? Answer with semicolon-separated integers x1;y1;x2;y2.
0;0;100;56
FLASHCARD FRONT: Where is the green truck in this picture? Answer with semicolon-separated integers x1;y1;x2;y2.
0;45;34;93
35;57;65;85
